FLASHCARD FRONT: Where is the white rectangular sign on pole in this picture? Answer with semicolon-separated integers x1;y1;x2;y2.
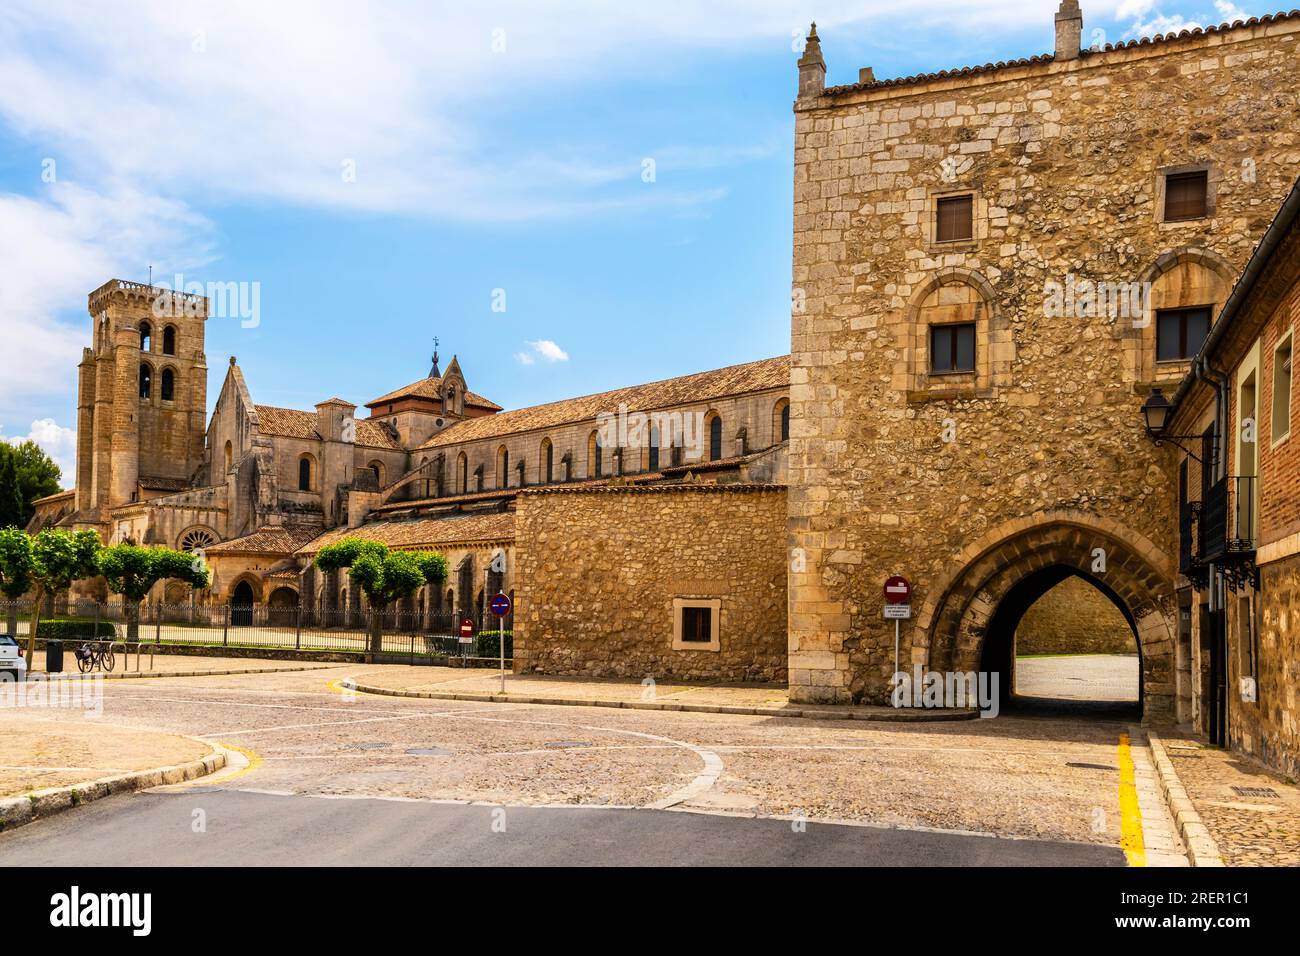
883;604;911;620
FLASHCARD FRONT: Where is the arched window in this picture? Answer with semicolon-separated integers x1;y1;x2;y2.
708;414;723;460
160;367;175;402
139;322;152;352
162;326;176;355
540;439;553;484
773;399;790;443
368;460;385;486
298;455;313;492
223;441;232;474
497;446;509;489
588;431;602;479
649;423;660;472
138;363;152;399
457;452;468;494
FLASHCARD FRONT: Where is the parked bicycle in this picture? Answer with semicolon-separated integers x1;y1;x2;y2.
74;641;115;673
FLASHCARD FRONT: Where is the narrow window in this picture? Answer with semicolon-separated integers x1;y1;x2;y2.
139;321;152;352
648;425;660;472
1272;334;1292;443
681;606;711;643
1164;170;1208;222
1156;307;1211;362
780;404;790;441
138;364;152;398
544;441;553;483
936;195;973;243
298;457;312;491
708;415;723;460
162;326;176;355
160;367;175;401
930;323;976;374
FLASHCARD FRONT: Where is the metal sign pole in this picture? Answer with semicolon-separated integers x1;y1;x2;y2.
499;609;505;694
893;618;899;693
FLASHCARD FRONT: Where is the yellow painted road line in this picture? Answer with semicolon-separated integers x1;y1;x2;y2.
1117;732;1146;867
213;742;263;783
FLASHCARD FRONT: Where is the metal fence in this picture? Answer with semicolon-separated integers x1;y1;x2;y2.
0;599;513;661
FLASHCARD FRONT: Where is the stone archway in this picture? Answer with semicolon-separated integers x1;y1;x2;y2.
912;510;1177;722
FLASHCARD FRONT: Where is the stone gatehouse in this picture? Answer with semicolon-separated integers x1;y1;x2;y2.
787;6;1300;720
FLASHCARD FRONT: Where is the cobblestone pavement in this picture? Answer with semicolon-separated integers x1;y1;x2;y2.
0;665;1188;864
1159;737;1300;866
1015;654;1140;702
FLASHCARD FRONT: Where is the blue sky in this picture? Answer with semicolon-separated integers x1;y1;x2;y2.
0;0;1254;483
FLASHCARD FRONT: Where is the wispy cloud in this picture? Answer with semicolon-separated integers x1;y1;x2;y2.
516;339;570;366
0;418;77;486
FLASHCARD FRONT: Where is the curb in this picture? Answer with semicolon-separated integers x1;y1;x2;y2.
40;664;331;681
1147;732;1225;867
0;737;227;833
347;680;979;722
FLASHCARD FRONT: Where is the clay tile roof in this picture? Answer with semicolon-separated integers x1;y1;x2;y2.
821;11;1300;96
417;355;789;451
297;511;515;555
254;404;403;449
139;476;190;492
31;489;75;505
205;525;325;556
366;376;502;411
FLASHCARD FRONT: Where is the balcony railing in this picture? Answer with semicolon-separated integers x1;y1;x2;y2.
1189;475;1257;590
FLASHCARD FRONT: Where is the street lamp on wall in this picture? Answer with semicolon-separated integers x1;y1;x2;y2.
1140;386;1202;461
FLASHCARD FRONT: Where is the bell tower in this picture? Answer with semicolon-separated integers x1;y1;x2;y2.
75;279;209;526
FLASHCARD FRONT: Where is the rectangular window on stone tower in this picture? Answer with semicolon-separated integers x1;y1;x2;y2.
930;323;975;374
935;194;973;242
1163;170;1209;222
1156;307;1211;362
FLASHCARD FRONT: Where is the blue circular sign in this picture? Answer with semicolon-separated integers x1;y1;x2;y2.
489;593;512;618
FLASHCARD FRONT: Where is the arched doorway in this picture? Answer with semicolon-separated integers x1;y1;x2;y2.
980;565;1141;718
232;581;256;627
267;586;299;627
914;511;1178;723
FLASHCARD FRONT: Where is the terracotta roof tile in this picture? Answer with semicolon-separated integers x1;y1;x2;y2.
297;511;515;555
366;375;502;411
139;476;190;492
821;12;1300;97
254;405;403;449
417;355;788;451
205;525;325;556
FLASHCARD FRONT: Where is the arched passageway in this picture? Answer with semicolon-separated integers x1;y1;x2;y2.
232;581;256;627
913;511;1179;723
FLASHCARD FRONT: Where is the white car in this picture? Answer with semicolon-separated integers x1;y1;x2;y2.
0;635;27;678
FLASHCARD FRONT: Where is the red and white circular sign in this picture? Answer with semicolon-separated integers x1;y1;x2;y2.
883;575;911;604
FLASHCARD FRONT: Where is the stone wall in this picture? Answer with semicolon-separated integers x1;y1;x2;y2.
1014;576;1137;656
788;17;1300;707
1234;555;1300;779
514;484;787;682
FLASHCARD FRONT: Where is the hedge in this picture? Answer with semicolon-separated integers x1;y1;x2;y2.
34;619;119;641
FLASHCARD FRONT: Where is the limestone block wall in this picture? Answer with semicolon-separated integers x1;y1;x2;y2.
789;19;1300;704
514;485;788;682
1234;555;1300;779
1014;575;1136;656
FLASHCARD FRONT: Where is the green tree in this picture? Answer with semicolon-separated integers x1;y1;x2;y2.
0;453;24;529
97;544;211;642
0;441;62;528
0;528;34;638
26;528;101;662
314;538;448;661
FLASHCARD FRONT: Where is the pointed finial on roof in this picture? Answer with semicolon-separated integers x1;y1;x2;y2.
798;22;826;98
430;336;441;378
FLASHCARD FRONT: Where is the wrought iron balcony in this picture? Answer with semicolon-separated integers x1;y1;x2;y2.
1198;475;1258;590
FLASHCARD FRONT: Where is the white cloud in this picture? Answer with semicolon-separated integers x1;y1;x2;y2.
527;340;570;363
0;418;77;487
514;351;536;366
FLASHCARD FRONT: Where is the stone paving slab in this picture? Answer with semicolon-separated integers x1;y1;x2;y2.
0;715;213;798
346;665;977;721
1153;736;1300;866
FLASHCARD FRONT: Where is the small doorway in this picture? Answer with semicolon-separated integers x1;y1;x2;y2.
1200;604;1227;745
232;581;256;627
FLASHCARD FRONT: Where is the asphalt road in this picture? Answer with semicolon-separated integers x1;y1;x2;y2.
0;789;1122;866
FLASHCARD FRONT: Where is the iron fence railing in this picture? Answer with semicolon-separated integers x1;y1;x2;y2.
0;600;513;660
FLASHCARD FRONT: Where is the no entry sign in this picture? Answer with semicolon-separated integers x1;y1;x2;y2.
459;618;475;638
883;575;911;604
489;593;512;618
